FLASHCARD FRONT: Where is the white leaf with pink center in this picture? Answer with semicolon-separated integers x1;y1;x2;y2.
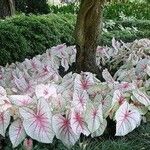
9;119;26;148
0;110;10;137
115;101;141;136
133;90;150;107
70;109;90;136
35;84;57;99
9;95;34;107
0;96;12;112
99;95;112;117
74;73;95;91
111;90;126;107
13;75;29;93
72;90;89;112
85;103;103;133
19;98;54;143
52;114;80;147
114;82;136;92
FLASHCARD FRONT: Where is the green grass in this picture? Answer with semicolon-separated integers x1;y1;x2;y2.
4;123;150;150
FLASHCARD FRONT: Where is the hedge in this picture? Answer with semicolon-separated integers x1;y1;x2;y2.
0;14;75;66
0;14;149;66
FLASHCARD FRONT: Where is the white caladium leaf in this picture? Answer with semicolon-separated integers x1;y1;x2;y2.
0;110;10;137
145;65;150;76
72;90;89;112
0;86;7;97
133;89;150;107
74;73;95;90
114;82;136;92
19;98;54;143
91;119;107;137
61;58;69;71
13;75;29;93
52;114;80;148
0;97;12;112
9;95;34;107
85;103;103;133
102;69;115;84
101;95;112;117
135;59;150;77
88;83;109;99
111;90;126;107
112;37;119;55
115;101;141;136
116;69;136;82
9;119;26;148
70;109;90;136
35;84;57;99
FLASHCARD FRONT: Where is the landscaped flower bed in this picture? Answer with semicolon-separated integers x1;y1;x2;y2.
0;38;150;148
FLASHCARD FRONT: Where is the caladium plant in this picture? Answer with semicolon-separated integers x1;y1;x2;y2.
0;39;149;148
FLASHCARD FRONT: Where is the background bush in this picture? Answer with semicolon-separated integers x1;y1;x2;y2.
0;14;75;66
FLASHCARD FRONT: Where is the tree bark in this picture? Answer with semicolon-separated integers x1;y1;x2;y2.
75;0;105;77
0;0;15;19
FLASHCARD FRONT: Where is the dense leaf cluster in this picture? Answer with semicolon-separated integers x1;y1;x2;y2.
0;39;149;148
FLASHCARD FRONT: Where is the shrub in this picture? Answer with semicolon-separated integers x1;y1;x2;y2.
0;14;75;66
0;22;29;65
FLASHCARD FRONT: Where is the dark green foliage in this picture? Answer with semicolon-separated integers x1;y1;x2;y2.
104;2;150;20
15;0;50;14
0;22;29;65
0;14;75;66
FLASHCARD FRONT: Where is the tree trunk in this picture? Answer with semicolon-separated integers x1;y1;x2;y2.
75;0;105;77
0;0;15;19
